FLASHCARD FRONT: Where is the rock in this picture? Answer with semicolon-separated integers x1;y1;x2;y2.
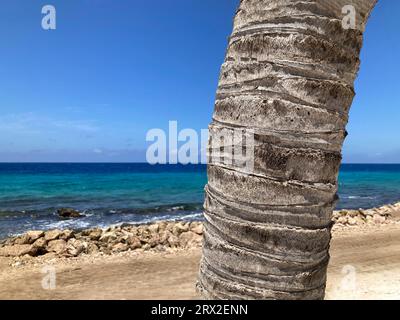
0;244;37;257
336;216;348;225
166;223;174;232
158;231;170;245
354;216;365;225
158;222;168;232
127;236;142;249
41;252;58;260
373;214;386;224
44;229;62;241
13;235;30;245
60;230;75;241
167;234;180;248
11;261;22;267
191;223;203;235
142;244;151;251
148;235;161;247
27;230;45;241
172;222;189;236
148;224;159;234
14;230;45;245
154;244;166;252
99;231;117;243
47;239;67;254
364;210;374;217
347;217;358;226
121;229;135;237
88;229;102;241
80;229;91;236
66;239;87;257
57;208;84;219
348;210;359;218
112;243;129;253
87;243;99;254
100;247;111;255
338;210;348;216
137;227;151;238
32;237;47;251
179;231;202;248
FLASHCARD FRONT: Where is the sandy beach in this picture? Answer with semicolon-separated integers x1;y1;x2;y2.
1;212;400;300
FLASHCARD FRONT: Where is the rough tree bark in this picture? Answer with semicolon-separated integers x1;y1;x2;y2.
198;0;377;300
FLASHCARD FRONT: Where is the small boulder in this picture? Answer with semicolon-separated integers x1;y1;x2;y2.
112;243;129;253
364;210;374;217
32;237;47;251
373;214;386;224
148;234;161;248
13;235;30;245
47;239;67;254
158;222;168;232
179;231;202;248
87;243;99;254
172;222;189;236
154;244;166;252
88;229;102;241
338;210;348;216
167;234;180;248
14;230;45;245
347;217;358;226
127;236;142;249
66;239;87;256
348;210;359;218
57;208;84;219
142;244;151;251
59;229;75;241
191;223;203;235
45;229;62;241
27;230;45;242
99;231;117;243
336;216;348;225
148;224;159;234
158;231;170;245
0;244;37;257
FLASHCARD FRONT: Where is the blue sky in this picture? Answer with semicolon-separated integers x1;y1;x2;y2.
0;0;399;163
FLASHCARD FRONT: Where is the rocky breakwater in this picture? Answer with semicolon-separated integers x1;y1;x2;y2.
332;202;400;226
0;202;398;260
0;221;203;259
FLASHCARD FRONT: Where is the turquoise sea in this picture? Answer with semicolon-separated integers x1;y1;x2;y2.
0;163;399;238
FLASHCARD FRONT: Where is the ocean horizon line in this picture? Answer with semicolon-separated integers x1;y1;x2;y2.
0;162;400;165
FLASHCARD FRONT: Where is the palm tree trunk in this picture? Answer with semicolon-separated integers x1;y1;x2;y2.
198;0;377;300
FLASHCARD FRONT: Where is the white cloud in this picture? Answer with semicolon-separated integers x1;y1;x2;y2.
0;112;100;134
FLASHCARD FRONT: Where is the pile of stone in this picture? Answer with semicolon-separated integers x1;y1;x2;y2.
332;202;400;226
1;202;398;259
0;221;203;258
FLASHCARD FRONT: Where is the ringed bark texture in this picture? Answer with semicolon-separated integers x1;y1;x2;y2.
198;0;376;300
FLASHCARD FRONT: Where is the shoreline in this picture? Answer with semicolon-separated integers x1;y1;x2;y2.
0;202;399;299
0;202;399;262
1;162;400;240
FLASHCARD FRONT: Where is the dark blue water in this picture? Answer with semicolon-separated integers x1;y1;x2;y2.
0;163;399;238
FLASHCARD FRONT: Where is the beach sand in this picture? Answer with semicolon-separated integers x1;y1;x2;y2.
0;222;400;300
